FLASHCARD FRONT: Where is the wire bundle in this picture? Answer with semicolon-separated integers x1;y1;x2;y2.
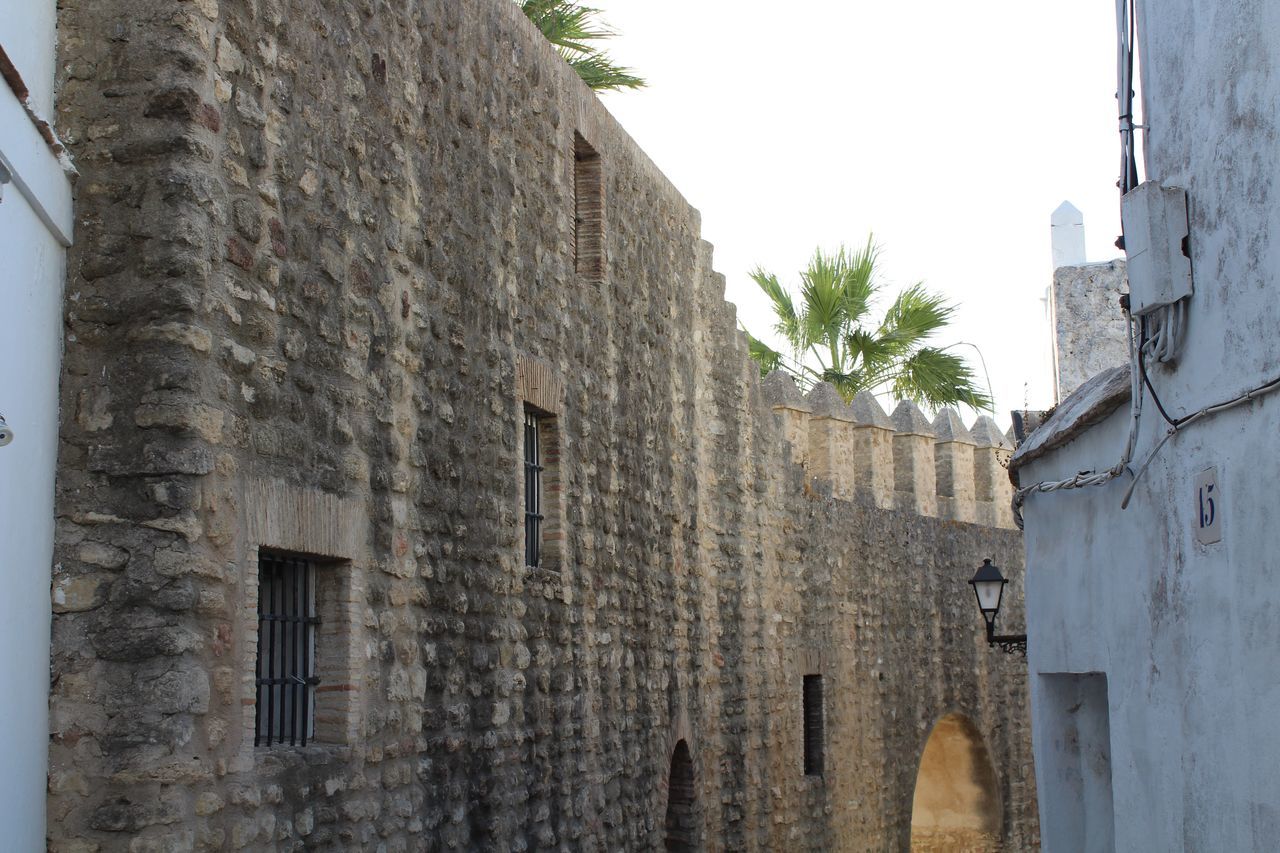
1017;305;1280;526
1117;0;1140;197
1140;299;1186;364
1013;307;1143;529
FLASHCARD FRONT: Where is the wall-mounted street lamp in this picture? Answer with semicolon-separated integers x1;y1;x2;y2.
969;559;1027;656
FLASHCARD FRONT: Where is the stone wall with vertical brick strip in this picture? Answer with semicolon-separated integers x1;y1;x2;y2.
47;0;1037;849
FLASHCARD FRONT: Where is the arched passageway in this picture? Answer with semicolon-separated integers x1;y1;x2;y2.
909;714;1002;852
664;739;697;851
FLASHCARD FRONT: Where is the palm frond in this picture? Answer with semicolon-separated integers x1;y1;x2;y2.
743;330;784;378
844;328;898;375
519;0;646;91
522;0;612;50
889;347;993;412
817;366;861;402
746;237;986;411
567;52;645;91
798;247;852;359
876;283;955;355
749;268;801;350
838;236;879;328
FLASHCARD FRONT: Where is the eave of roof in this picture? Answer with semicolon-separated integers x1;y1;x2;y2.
1008;365;1131;482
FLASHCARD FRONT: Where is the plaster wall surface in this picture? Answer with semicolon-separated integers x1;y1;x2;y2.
0;179;66;853
47;0;1037;850
0;1;72;846
1017;2;1280;848
0;0;58;117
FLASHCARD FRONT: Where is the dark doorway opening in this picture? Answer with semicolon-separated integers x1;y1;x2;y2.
664;739;697;851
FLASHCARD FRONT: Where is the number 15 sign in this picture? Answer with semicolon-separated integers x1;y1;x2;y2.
1195;467;1222;545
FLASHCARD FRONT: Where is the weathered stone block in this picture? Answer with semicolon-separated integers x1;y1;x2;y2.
52;573;110;613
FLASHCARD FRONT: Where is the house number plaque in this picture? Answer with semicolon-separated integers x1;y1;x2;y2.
1195;467;1222;545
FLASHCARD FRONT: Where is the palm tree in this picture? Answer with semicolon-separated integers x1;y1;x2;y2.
519;1;645;92
744;239;993;413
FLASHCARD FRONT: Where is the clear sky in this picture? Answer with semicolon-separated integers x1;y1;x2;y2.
596;0;1126;426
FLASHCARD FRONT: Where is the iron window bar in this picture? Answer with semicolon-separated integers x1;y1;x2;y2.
524;409;544;569
254;552;320;747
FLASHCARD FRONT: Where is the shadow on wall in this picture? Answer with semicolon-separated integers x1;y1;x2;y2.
664;740;697;851
910;714;1002;853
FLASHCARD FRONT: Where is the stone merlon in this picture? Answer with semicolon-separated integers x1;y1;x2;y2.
891;401;934;436
761;391;1016;527
848;390;893;430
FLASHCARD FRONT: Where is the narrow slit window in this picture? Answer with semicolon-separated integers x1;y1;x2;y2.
573;132;604;281
254;552;319;747
525;409;545;568
803;674;824;776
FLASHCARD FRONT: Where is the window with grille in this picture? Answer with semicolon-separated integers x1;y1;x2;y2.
573;132;604;281
803;674;824;776
254;551;319;747
524;409;545;569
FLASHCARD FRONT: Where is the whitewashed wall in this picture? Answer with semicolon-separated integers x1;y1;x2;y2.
1018;1;1280;850
0;2;72;848
2;0;57;117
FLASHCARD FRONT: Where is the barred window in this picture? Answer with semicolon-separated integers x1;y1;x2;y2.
254;552;319;747
803;674;824;776
525;409;545;569
573;132;604;281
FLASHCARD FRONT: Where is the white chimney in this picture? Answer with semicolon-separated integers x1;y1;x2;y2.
1050;201;1087;269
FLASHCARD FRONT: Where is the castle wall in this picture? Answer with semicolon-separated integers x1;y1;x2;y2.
48;0;1036;849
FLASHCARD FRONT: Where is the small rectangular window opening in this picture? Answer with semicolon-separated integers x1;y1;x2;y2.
254;552;320;747
803;674;824;776
573;132;604;281
525;409;545;569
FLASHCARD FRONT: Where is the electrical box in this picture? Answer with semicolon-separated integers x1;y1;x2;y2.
1121;181;1193;316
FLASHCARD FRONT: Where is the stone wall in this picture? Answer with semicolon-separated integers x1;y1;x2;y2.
48;0;1037;850
1051;259;1129;401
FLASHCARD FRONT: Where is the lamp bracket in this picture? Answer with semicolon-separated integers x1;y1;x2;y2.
988;634;1028;656
984;619;1027;657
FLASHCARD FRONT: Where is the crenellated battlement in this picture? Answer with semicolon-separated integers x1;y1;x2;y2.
44;0;1039;848
761;372;1016;528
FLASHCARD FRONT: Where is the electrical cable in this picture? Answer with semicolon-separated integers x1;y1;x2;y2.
1018;325;1280;523
1012;308;1144;529
1010;0;1146;530
1117;0;1140;197
1138;316;1183;427
1140;301;1180;365
1121;370;1280;508
1009;0;1280;525
1170;300;1187;359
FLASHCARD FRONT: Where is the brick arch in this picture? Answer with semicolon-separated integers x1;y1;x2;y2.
663;739;697;851
909;713;1002;853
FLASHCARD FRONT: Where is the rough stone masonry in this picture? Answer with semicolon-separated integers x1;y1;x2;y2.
1051;259;1129;401
47;0;1038;849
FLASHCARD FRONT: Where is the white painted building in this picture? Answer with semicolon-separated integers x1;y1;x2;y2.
1012;1;1280;850
0;0;73;846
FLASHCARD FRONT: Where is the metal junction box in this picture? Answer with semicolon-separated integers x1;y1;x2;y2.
1121;181;1193;316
